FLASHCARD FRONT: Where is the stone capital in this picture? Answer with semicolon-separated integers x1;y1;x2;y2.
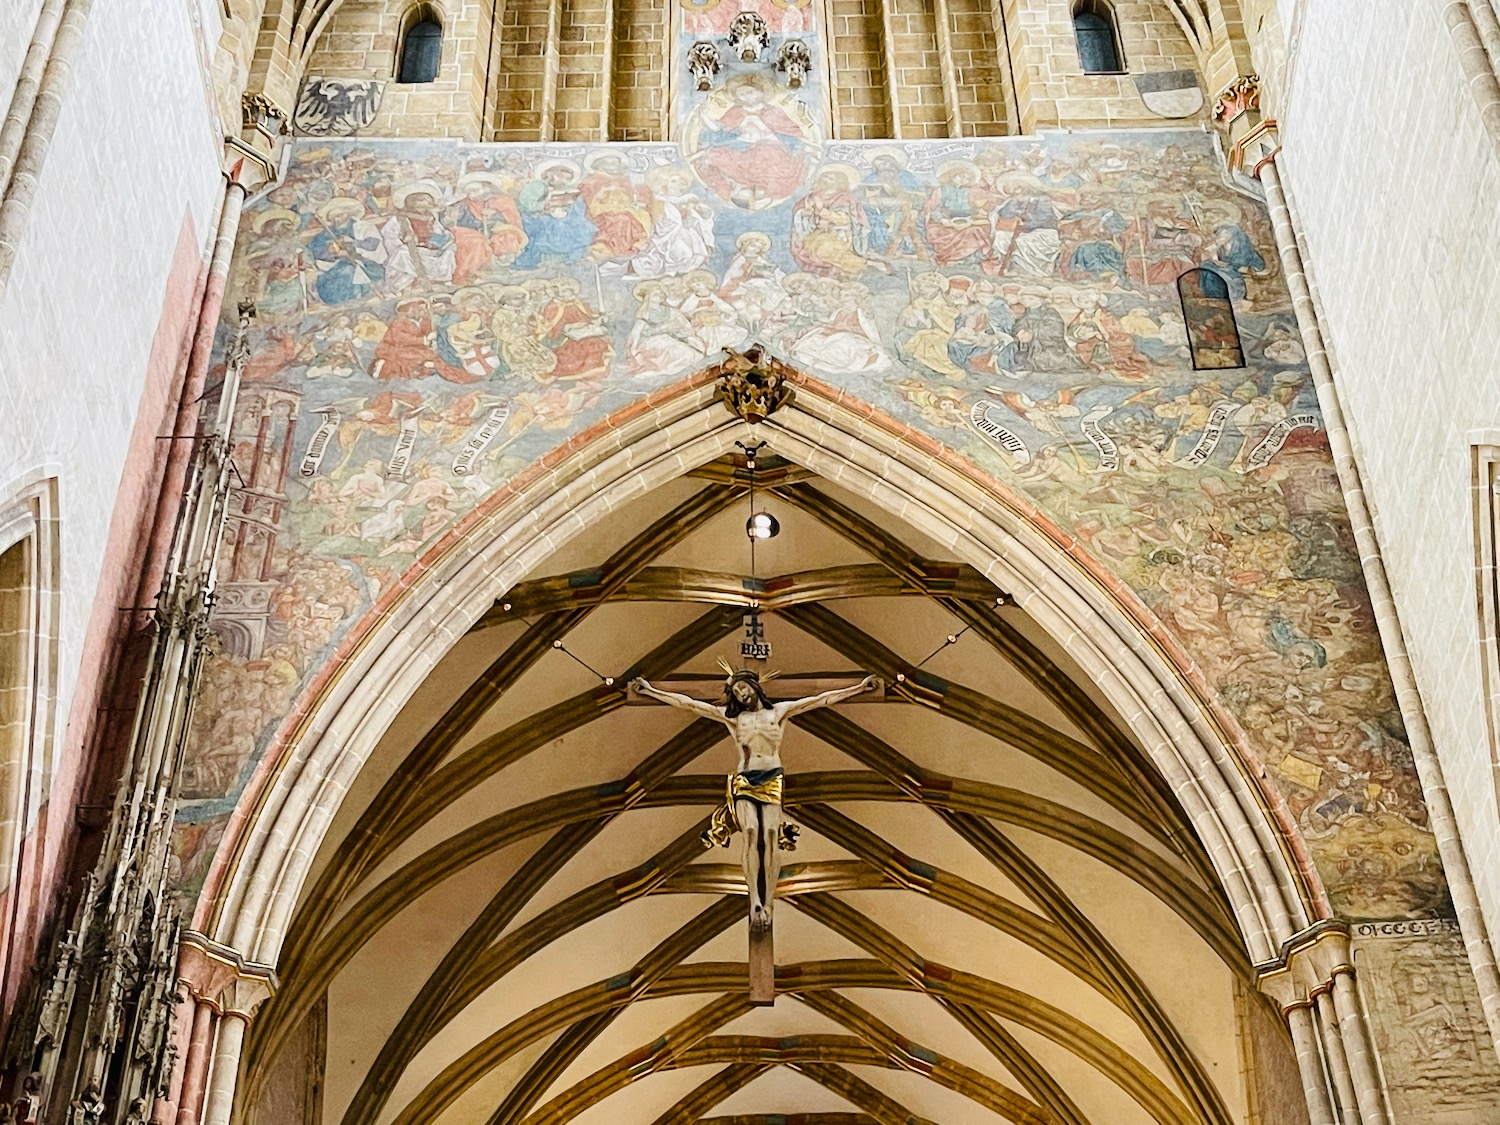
1255;921;1355;1013
176;931;279;1021
222;90;289;191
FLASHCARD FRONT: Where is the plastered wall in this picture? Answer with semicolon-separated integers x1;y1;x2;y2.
1276;0;1500;1111
0;0;223;982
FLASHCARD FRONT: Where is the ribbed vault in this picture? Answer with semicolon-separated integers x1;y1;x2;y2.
240;449;1293;1125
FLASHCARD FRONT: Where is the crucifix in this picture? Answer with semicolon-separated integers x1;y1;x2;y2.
629;665;879;1002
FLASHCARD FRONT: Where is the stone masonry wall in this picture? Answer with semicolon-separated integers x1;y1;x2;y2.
949;0;1010;137
1002;0;1205;130
1277;0;1500;1079
610;0;668;140
555;0;611;141
828;0;892;139
303;0;492;138
492;0;550;139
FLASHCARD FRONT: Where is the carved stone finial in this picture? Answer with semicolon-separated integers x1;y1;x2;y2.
687;41;724;91
241;91;290;138
716;346;795;423
776;40;811;88
727;12;771;62
1213;74;1260;124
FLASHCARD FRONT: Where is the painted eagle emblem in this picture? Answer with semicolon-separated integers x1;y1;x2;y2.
293;77;385;137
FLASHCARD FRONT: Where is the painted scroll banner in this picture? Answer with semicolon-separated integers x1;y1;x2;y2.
453;403;512;476
1080;405;1119;471
1242;413;1318;472
969;401;1031;464
1176;401;1235;467
299;410;341;477
387;411;423;479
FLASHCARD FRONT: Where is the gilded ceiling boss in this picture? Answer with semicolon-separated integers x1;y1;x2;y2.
631;666;880;932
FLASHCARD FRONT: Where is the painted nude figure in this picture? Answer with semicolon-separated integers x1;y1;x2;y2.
630;668;879;933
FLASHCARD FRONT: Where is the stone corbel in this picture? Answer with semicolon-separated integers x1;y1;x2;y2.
177;931;278;1020
1255;920;1353;1013
1258;922;1392;1125
223;91;289;192
1213;74;1278;176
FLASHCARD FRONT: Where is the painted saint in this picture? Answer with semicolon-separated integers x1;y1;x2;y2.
514;160;596;269
686;77;817;211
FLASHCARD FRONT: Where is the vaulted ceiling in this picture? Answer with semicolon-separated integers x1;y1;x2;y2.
243;453;1270;1125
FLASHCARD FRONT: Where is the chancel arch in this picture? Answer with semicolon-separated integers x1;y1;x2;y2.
185;373;1352;1125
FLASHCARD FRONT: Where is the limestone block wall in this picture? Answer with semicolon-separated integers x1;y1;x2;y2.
0;0;223;1004
556;0;612;140
1276;0;1500;1093
610;0;668;140
303;0;492;138
1001;0;1205;130
828;0;893;138
884;0;950;138
948;0;1010;136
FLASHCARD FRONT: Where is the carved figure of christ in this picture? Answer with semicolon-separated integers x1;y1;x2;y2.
629;672;880;932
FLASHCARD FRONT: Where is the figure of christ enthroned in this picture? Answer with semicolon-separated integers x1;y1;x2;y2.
630;667;879;998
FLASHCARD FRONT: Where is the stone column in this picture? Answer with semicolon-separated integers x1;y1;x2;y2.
1254;128;1500;1061
539;0;563;141
1313;990;1361;1122
152;935;277;1125
200;1012;250;1125
931;0;964;136
0;0;95;303
0;0;65;198
1284;1004;1337;1125
167;999;218;1125
1259;924;1388;1125
1440;0;1500;150
1331;972;1389;1125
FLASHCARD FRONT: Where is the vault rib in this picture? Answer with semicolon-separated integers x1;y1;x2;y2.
770;480;1216;872
253;484;744;1075
337;720;730;1125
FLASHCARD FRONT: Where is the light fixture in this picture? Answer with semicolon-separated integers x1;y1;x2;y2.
746;511;780;540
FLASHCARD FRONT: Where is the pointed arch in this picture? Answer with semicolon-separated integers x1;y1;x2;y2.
200;370;1323;972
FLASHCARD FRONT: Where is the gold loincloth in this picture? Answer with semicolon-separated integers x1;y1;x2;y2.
702;769;798;851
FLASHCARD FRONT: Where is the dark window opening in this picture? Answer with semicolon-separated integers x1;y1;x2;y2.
399;18;442;84
1074;5;1123;74
1179;268;1245;370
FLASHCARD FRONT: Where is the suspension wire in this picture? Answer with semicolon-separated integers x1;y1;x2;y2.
494;600;615;686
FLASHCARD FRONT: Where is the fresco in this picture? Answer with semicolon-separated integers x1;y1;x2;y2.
173;129;1446;924
673;0;829;160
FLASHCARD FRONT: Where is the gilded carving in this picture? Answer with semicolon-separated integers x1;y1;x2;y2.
1214;74;1261;124
716;345;796;422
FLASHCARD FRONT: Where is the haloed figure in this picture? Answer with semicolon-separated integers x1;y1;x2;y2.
630;668;880;932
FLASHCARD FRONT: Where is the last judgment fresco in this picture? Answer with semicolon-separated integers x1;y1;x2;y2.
174;128;1445;924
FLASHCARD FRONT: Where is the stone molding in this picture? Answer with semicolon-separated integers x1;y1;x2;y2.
1254;921;1353;1013
177;931;278;1020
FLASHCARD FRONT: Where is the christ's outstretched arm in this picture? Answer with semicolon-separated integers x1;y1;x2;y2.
629;677;733;726
774;675;881;720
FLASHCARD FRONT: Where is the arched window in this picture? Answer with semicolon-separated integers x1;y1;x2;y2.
1179;268;1245;369
1073;2;1123;74
398;12;443;84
